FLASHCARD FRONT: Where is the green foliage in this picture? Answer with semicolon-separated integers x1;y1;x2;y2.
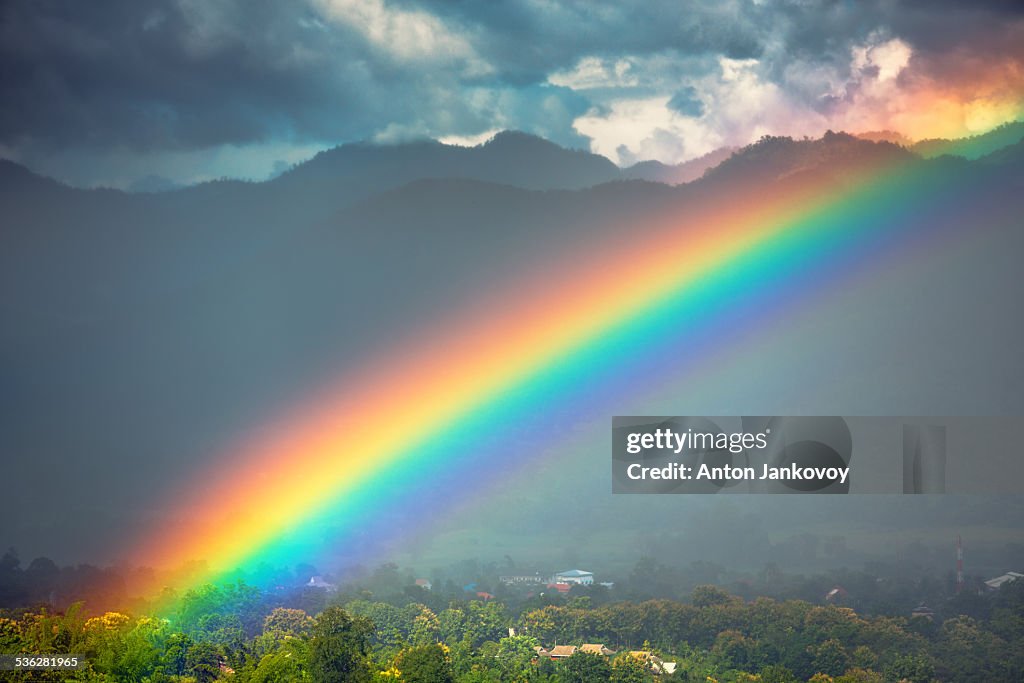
395;643;453;682
309;605;374;683
495;635;538;681
691;584;737;608
349;600;409;647
560;650;611;682
184;641;221;683
175;580;263;637
882;653;934;683
759;663;798;683
808;638;849;678
161;632;193;676
610;653;651;683
245;636;310;682
2;577;1024;682
934;614;1013;682
409;605;441;646
263;607;314;638
463;601;510;647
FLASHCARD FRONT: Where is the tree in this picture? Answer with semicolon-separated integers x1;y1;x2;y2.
113;616;167;682
160;632;193;676
809;638;850;678
395;643;453;683
309;605;374;683
175;581;262;636
263;607;314;638
560;651;612;682
495;635;538;681
247;637;310;683
760;664;798;683
691;585;734;608
610;654;651;683
409;605;441;646
833;668;883;683
347;600;406;647
883;654;934;683
713;629;760;670
184;641;221;683
463;601;509;646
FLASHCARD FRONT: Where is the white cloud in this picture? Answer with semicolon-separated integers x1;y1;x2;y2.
852;36;911;82
554;32;1005;167
567;56;825;166
438;129;501;147
548;57;638;90
314;0;491;75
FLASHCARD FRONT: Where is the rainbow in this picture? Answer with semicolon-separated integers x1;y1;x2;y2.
127;140;1008;605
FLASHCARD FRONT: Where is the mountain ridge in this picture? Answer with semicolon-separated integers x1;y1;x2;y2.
4;123;1024;201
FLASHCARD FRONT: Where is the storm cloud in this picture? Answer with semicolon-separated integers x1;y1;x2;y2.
1;0;1022;184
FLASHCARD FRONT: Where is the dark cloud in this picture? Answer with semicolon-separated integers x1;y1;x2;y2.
668;87;705;117
0;0;771;154
0;0;1021;183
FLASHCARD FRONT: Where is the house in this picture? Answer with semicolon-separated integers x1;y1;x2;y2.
629;651;678;675
911;604;935;621
414;578;432;590
552;569;594;585
984;571;1024;590
824;585;848;602
533;646;549;658
499;574;546;586
307;575;336;591
580;643;615;656
476;591;494;601
547;645;578;659
546;582;571;594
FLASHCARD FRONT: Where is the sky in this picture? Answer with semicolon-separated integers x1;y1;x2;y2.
1;0;1023;187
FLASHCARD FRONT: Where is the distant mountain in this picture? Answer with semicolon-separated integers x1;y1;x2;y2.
2;128;1024;562
126;174;183;193
270;130;621;203
977;138;1024;180
855;130;913;146
701;131;914;187
911;121;1024;160
621;146;737;185
1;127;1020;339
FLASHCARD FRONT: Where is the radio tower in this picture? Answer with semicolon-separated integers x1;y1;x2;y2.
956;535;964;594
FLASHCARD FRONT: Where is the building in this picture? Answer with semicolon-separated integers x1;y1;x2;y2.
546;645;578;660
499;574;545;586
911;604;935;621
552;569;594;585
307;576;336;591
414;578;432;590
580;644;615;656
984;571;1024;590
629;651;678;675
824;585;848;602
